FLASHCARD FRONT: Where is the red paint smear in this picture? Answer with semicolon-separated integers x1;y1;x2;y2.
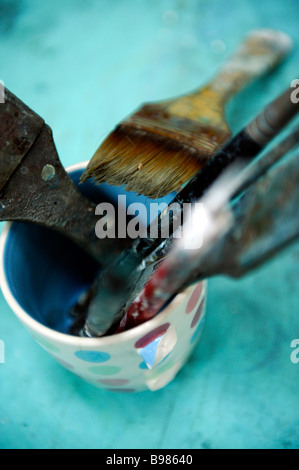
97;378;129;386
185;283;203;314
191;298;205;328
134;323;170;349
117;263;173;333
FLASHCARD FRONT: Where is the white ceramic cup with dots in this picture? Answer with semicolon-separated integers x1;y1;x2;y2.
0;162;207;392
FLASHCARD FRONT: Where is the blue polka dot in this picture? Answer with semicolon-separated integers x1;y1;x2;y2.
74;350;111;363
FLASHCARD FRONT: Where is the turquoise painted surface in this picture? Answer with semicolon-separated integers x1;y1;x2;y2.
0;0;299;449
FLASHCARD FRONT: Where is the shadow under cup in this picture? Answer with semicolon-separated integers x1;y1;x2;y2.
0;162;207;392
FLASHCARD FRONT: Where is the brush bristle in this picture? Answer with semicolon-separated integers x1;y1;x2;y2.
81;125;226;198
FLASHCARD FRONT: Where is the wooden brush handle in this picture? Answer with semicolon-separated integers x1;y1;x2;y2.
166;29;292;133
204;29;292;103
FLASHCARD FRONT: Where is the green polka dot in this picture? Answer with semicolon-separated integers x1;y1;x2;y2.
148;360;176;380
88;365;121;375
33;336;60;354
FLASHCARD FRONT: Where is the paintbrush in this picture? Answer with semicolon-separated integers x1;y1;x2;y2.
80;29;292;198
118;120;299;331
80;84;299;337
0;88;131;265
117;149;299;332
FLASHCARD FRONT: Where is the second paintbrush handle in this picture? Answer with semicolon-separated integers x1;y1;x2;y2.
206;29;292;102
176;84;298;205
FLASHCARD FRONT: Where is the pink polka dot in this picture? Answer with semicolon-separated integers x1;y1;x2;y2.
97;378;129;386
185;283;203;314
135;323;170;349
191;298;205;328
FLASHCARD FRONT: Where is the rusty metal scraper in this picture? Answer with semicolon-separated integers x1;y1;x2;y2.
0;88;130;265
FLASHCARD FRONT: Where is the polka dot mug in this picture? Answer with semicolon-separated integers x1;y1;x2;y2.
0;162;207;392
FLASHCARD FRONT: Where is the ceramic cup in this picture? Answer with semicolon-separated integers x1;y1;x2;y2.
0;162;207;392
